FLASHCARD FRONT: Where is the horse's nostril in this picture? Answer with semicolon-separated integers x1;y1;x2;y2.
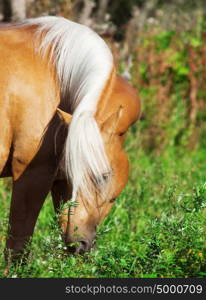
75;240;90;254
67;240;91;255
80;241;87;247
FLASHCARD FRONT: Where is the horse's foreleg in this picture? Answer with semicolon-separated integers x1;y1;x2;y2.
4;113;67;270
5;164;56;265
51;179;72;212
51;179;72;239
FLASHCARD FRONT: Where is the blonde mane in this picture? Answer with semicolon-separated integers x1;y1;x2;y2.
21;16;114;203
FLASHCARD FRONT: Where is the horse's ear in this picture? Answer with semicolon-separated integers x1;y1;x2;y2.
57;108;72;125
101;106;123;136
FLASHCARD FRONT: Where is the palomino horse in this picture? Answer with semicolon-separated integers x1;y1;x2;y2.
0;17;140;263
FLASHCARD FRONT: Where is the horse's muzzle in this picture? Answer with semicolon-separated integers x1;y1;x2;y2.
67;239;94;254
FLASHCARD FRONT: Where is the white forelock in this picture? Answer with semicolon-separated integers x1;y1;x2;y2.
21;16;114;203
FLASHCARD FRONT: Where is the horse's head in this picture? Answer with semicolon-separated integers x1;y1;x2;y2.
57;76;140;254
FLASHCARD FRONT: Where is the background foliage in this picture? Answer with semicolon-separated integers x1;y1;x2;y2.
0;0;206;278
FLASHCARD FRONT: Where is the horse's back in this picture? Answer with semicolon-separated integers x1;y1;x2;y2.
0;27;59;179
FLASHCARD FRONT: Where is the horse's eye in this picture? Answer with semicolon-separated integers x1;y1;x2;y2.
102;172;111;182
93;171;111;186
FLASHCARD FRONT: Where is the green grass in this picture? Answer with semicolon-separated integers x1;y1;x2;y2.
0;125;206;278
